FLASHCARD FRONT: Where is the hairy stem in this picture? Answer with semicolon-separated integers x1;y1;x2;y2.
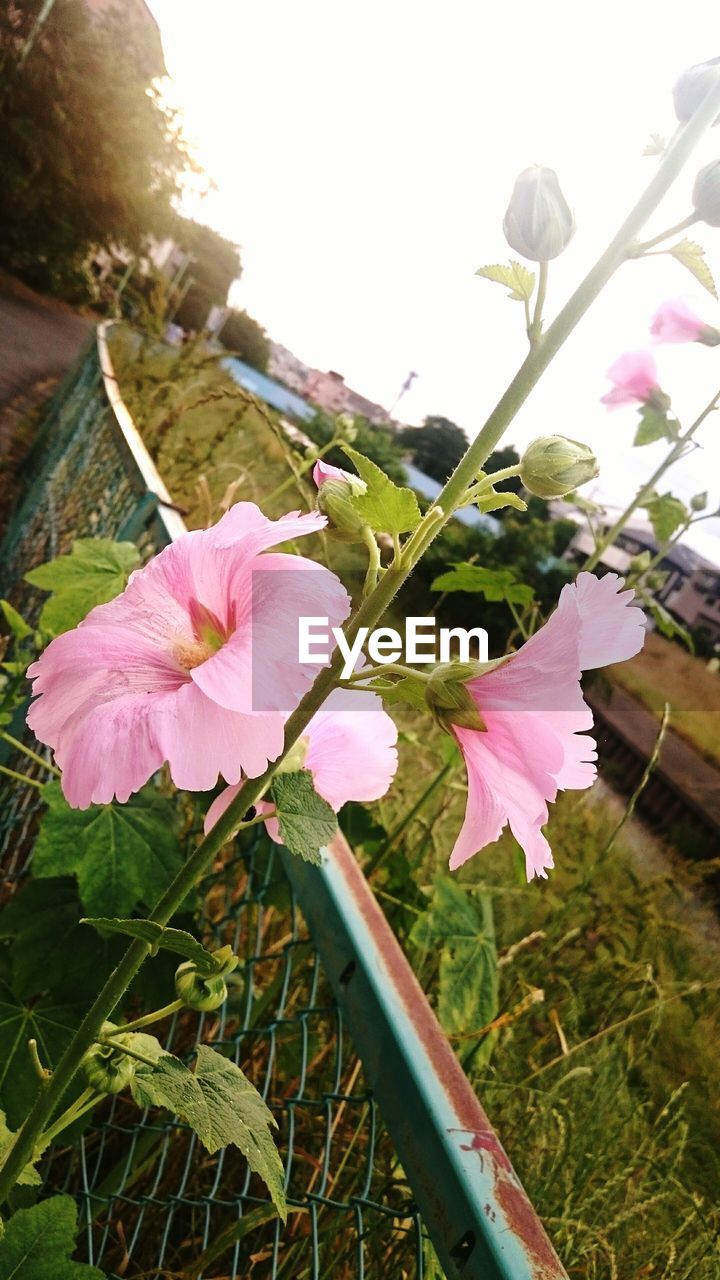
2;76;720;1204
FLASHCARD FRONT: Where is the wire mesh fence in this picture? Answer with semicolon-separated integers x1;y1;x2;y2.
43;833;429;1279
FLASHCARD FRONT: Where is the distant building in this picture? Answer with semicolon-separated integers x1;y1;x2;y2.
563;510;720;641
268;343;313;395
269;344;389;424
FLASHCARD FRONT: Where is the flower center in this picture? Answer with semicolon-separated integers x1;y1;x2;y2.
174;598;230;670
174;636;216;671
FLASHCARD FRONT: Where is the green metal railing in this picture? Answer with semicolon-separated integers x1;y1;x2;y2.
0;324;568;1279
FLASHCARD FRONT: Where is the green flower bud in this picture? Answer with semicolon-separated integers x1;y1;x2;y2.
175;960;228;1012
335;413;358;442
673;57;720;125
503;166;575;263
691;491;708;512
317;476;368;542
519;436;598;499
424;659;509;734
82;1023;135;1094
693;160;720;226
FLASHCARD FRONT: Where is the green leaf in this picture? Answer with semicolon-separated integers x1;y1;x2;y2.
366;675;428;712
642;133;666;157
0;1195;104;1278
33;782;184;917
341;445;421;535
270;770;337;864
643;596;694;651
410;877;498;1054
633;404;677;447
25;538;140;634
0;600;32;641
666;238;718;298
0;878;114;1001
643;492;689;544
432;563;535;606
0;981;84;1127
81;918;236;975
475;260;536;302
130;1045;286;1219
0;1110;40;1187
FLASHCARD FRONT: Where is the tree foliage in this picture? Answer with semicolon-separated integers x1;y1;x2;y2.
400;416;468;483
218;308;270;370
0;0;190;295
173;219;242;329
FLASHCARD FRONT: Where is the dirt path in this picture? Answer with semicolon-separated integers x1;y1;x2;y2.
0;285;91;537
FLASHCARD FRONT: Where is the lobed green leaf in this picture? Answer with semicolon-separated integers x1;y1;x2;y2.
341;445;422;535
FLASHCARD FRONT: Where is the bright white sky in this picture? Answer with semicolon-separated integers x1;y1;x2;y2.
148;0;720;562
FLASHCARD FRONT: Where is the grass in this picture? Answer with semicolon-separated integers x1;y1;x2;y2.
610;630;720;768
110;330;720;1279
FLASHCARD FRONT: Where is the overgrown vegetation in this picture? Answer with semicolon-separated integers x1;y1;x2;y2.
611;629;720;767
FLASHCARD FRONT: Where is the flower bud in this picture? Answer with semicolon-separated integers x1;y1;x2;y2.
691;491;708;512
519;436;598;499
82;1023;135;1094
315;470;368;542
673;57;720;125
503;166;575;262
424;659;508;734
693;160;720;226
175;960;228;1012
335;413;358;442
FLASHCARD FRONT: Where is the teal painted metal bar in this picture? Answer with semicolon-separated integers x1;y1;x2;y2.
281;833;566;1280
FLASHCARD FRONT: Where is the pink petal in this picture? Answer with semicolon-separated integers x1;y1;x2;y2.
312;460;354;487
154;682;285;788
304;686;398;810
650;298;706;344
601;350;659;408
54;693;165;808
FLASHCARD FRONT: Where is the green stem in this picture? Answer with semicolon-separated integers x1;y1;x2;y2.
529;260;548;344
361;524;381;595
265;436;342;505
462;465;523;505
344;662;430;684
583;384;720;572
98;1038;157;1068
0;731;60;776
3;76;720;1205
37;1088;100;1152
104;999;184;1036
0;764;43;790
628;211;698;256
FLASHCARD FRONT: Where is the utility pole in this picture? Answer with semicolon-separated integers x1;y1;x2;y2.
388;370;418;421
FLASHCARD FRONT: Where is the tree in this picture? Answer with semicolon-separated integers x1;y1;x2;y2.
217;309;270;371
172;220;241;330
0;0;190;296
400;416;468;482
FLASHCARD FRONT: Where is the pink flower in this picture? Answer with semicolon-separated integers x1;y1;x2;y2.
312;460;356;488
27;504;350;808
650;298;718;345
204;684;398;840
600;350;660;408
449;572;646;881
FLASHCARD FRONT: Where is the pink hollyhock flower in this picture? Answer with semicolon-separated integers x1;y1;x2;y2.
600;350;660;408
204;684;398;840
650;298;720;345
448;572;646;881
27;504;350;808
312;459;356;487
